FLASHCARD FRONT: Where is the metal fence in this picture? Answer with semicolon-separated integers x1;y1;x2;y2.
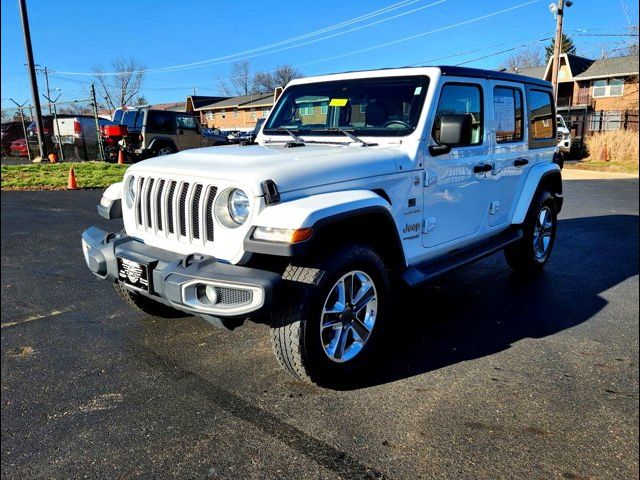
1;99;103;162
559;109;639;156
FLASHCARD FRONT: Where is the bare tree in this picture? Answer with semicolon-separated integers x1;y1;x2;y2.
502;45;544;72
93;58;146;110
219;62;304;96
219;61;255;96
253;65;303;93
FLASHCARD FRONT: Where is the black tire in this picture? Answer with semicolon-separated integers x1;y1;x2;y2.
505;191;558;273
153;143;175;157
113;282;185;318
270;245;392;386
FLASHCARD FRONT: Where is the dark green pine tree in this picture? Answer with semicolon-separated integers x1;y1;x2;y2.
545;33;577;61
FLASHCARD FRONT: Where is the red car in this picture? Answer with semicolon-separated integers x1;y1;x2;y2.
10;138;29;157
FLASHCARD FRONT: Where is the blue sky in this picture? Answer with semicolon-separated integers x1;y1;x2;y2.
1;0;637;111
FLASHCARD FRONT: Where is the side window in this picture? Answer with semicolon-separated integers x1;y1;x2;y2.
146;111;175;134
432;83;483;145
493;86;523;143
134;111;144;129
527;89;555;141
176;115;197;130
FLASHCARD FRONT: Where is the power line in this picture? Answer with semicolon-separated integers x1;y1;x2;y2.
49;0;446;76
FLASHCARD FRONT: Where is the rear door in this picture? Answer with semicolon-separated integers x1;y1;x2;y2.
422;79;494;248
487;81;529;227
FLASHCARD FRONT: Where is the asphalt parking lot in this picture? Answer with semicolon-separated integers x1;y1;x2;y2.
1;177;638;479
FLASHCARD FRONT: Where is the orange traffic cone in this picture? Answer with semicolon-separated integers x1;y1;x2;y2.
48;153;58;163
67;167;78;190
117;149;125;165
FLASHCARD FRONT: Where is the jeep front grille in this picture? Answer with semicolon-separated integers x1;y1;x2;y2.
134;176;218;244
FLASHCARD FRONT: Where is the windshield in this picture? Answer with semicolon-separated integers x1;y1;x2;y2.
264;76;429;137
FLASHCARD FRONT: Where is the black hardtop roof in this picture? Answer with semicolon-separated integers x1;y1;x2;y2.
436;66;552;88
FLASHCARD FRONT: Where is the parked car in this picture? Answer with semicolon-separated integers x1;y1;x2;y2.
1;122;27;156
201;127;230;145
83;65;563;386
52;115;115;160
9;138;28;157
556;114;571;160
102;108;219;161
27;115;55;154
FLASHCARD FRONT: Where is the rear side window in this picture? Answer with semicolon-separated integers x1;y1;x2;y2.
146;111;175;134
121;111;138;129
528;89;555;141
176;115;198;130
493;87;523;143
432;83;483;145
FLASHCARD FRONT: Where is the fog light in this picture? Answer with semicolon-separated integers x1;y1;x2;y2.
196;284;218;305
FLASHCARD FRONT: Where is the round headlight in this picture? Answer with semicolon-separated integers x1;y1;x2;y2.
125;176;136;208
214;188;251;228
228;189;249;225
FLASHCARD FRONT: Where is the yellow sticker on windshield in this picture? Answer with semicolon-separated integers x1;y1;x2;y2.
329;98;348;107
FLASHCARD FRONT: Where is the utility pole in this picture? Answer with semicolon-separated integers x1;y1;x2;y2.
18;0;46;161
43;67;52;115
9;98;32;162
90;83;105;161
550;0;573;101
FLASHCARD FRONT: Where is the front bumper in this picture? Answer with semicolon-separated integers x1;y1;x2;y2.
81;227;280;327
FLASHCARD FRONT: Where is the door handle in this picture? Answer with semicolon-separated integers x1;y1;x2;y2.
513;158;529;167
473;163;493;173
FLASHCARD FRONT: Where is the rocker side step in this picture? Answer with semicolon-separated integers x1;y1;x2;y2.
402;228;523;287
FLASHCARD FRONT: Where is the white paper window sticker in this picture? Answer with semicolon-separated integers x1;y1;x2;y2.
414;86;422;95
494;95;515;132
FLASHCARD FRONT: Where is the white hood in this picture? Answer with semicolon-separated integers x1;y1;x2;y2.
127;143;406;195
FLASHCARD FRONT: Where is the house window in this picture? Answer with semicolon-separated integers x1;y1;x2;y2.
205;112;214;121
320;103;328;114
299;103;314;116
263;107;270;117
592;78;624;98
220;109;226;119
250;108;256;119
233;109;239;119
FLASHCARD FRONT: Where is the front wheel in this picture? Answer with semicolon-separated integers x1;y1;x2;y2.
270;245;391;386
505;191;558;273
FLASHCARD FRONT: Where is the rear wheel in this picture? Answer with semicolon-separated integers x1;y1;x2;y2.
113;282;184;318
270;245;391;386
154;144;175;156
505;191;557;273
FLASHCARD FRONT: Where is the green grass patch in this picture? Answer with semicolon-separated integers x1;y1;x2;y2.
1;162;127;190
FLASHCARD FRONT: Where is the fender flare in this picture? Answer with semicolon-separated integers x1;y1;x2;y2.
148;137;177;152
244;190;403;261
512;162;562;225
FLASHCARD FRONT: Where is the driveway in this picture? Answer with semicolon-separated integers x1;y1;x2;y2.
1;178;638;479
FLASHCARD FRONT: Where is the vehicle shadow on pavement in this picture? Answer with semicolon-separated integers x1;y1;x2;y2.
342;214;639;390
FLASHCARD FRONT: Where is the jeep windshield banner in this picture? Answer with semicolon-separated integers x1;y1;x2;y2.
264;76;429;137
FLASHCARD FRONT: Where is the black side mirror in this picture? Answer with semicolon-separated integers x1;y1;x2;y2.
429;114;473;156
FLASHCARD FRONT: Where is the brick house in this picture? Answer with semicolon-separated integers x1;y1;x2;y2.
512;54;639;135
195;93;274;131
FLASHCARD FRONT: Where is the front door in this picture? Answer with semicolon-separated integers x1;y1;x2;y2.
176;115;202;150
422;80;494;249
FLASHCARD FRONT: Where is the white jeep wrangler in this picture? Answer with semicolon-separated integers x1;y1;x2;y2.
82;66;563;385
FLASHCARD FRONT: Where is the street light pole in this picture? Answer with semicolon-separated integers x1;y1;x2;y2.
18;0;47;161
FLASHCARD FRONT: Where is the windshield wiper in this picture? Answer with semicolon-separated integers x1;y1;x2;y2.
326;127;374;146
273;127;305;146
